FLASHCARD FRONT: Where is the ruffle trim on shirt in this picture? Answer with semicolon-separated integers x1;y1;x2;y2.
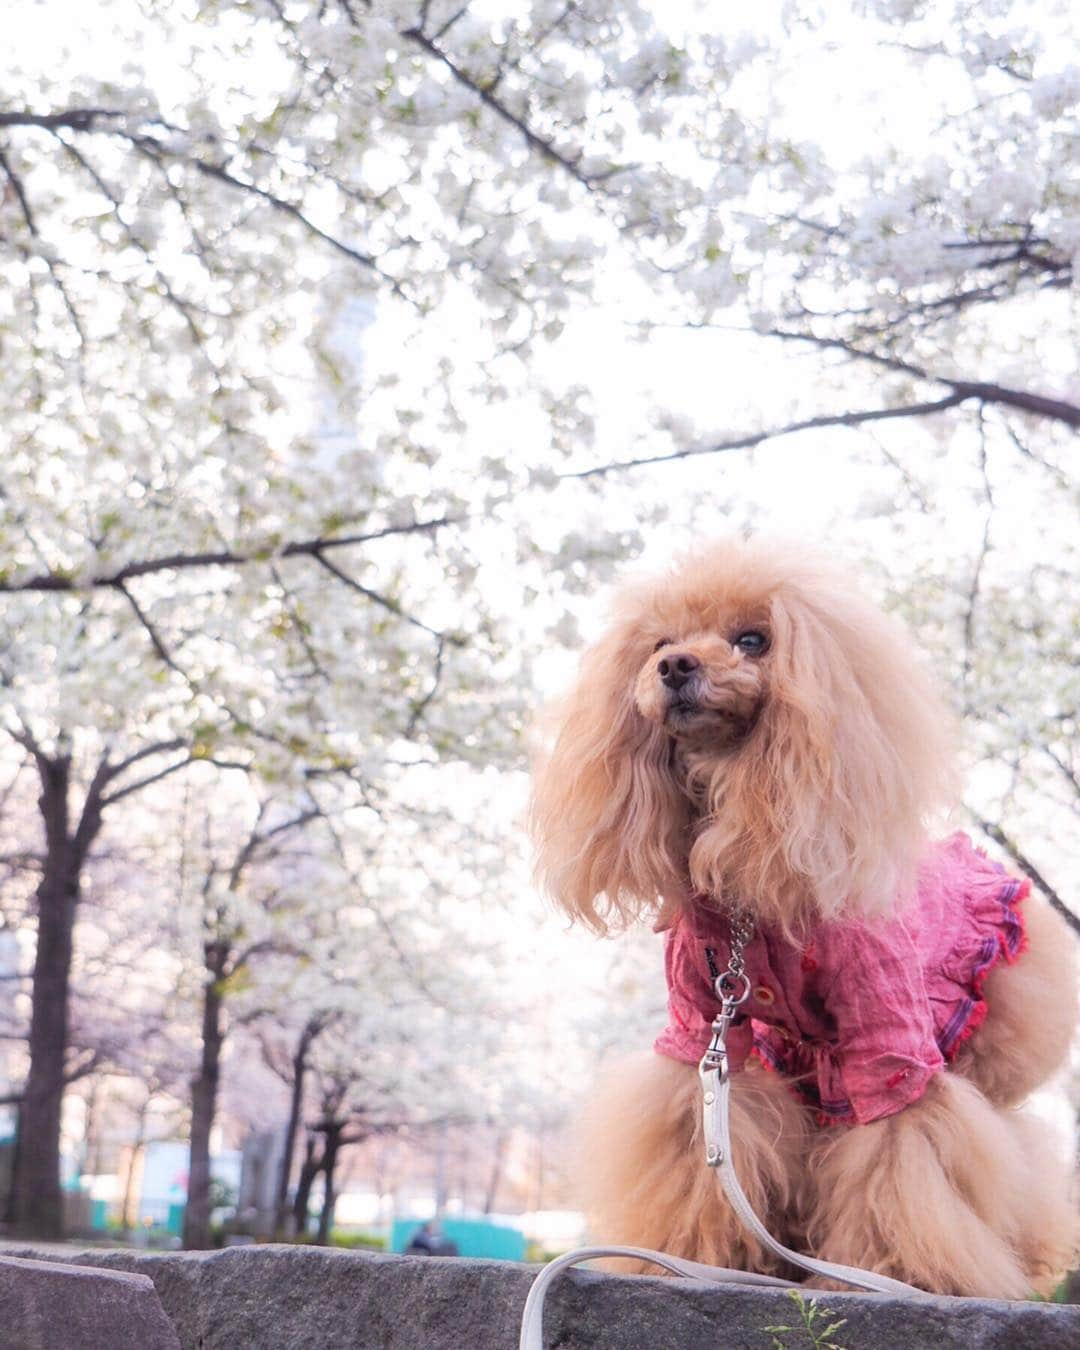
939;872;1030;1061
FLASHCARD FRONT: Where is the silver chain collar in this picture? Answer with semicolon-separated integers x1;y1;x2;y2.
698;905;755;1166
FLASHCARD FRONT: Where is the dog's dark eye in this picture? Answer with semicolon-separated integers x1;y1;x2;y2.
734;630;768;655
653;637;674;653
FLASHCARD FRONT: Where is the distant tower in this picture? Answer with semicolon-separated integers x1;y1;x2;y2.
310;290;376;467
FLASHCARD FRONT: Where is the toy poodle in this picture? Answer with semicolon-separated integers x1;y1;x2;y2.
530;537;1076;1298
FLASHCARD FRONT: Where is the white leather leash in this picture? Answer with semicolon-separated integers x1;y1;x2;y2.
697;915;923;1299
519;1246;795;1350
518;911;927;1350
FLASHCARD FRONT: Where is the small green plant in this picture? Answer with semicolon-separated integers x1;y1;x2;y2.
1027;1280;1069;1304
330;1230;386;1250
526;1240;563;1264
764;1288;848;1350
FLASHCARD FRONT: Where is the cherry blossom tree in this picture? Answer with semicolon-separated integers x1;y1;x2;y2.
245;776;524;1241
2;0;1077;1239
150;777;330;1250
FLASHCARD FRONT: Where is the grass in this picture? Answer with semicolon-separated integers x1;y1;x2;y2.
763;1288;848;1350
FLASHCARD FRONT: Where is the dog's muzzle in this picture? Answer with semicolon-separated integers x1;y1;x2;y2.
658;651;700;691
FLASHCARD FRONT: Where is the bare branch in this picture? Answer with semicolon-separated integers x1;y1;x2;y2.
0;1048;104;1106
568;393;968;479
1043;745;1080;806
101;738;188;784
0;108;138;132
969;813;1079;938
185;154;411;302
114;581;190;680
309;549;446;641
0;146;39;234
98;752;246;809
407;635;446;736
399;20;597;192
3;102;415;300
0;514;464;594
270;563;329;682
960;410;993;705
763;328;1080;428
227;803;322;889
999;418;1072;492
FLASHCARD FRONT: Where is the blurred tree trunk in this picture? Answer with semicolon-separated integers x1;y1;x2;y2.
292;1133;320;1239
120;1096;151;1237
433;1121;448;1215
315;1120;344;1246
9;735;185;1239
483;1130;507;1215
183;942;227;1249
3;1104;22;1225
533;1125;546;1214
273;1017;324;1239
12;751;101;1238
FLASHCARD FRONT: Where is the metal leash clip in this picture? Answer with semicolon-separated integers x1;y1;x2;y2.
699;908;754;1167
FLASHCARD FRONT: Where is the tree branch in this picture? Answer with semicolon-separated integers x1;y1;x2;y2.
309;549;446;641
763;328;1080;429
0;1048;104;1106
0;515;464;594
568;393;968;479
0;108;136;132
227;803;322;889
399;20;596;192
101;738;188;784
0;146;39;234
3;101;416;299
99;751;251;809
114;581;190;679
969;813;1079;938
185;153;411;303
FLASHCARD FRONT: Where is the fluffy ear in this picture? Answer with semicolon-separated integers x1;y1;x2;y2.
529;623;689;932
690;581;957;934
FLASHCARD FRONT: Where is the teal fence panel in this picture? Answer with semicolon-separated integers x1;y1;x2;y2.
392;1217;526;1261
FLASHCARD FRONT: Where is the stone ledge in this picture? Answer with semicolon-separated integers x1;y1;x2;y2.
0;1253;180;1350
2;1244;1077;1349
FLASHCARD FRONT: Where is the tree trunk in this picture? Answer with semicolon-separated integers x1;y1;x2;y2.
79;1078;99;1185
12;754;89;1238
121;1096;151;1237
433;1121;449;1215
9;739;182;1239
315;1121;343;1246
182;944;227;1249
534;1125;546;1213
483;1130;507;1215
292;1133;320;1239
3;1104;22;1225
273;1023;317;1238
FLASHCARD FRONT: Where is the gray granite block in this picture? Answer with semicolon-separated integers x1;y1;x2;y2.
3;1244;1077;1349
0;1253;180;1350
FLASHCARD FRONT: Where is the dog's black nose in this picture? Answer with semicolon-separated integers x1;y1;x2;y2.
658;651;700;690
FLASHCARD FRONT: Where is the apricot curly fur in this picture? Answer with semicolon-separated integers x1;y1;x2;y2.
531;537;1077;1298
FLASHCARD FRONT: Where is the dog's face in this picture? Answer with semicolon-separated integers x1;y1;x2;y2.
632;615;770;754
530;539;956;936
624;558;797;790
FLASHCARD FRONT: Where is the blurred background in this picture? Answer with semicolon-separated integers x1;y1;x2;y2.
0;0;1075;1261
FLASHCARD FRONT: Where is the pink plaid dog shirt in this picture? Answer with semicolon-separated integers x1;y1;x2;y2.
654;833;1029;1125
